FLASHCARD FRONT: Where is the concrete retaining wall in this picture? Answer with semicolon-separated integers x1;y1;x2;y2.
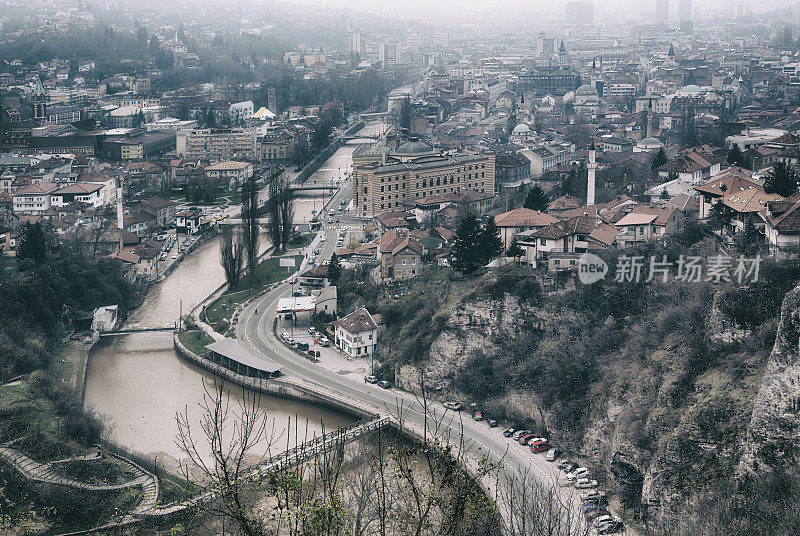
294;121;365;184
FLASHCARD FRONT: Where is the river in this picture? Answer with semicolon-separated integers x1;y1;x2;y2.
83;146;367;474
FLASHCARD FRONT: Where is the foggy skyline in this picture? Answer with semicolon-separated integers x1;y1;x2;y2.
283;0;789;24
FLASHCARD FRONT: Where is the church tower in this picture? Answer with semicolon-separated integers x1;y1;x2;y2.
31;77;47;123
557;40;569;66
587;140;597;206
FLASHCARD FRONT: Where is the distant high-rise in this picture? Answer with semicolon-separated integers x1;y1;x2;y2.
679;0;693;33
536;32;555;57
346;31;363;56
267;86;277;114
379;42;398;69
656;0;669;23
565;1;594;27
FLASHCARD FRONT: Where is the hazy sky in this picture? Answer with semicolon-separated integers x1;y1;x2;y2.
284;0;787;23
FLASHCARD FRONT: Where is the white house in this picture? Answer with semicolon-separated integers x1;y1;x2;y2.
332;307;378;359
51;183;105;208
12;183;59;213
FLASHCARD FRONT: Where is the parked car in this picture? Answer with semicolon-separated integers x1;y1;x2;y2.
512;430;530;441
377;380;391;389
545;449;561;461
574;478;598;489
557;459;574;470
597;521;623;534
486;418;498;427
580;490;606;502
443;401;462;411
319;338;331;347
566;468;590;481
473;410;483;421
364;375;379;384
561;462;579;474
584;506;608;521
530;441;551;454
295;342;309;351
519;433;537;445
281;332;291;341
308;327;317;334
307;349;320;358
503;427;516;437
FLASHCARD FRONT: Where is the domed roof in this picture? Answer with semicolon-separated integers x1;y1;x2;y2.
576;84;598;95
680;84;702;94
394;139;434;155
512;123;531;134
638;137;663;148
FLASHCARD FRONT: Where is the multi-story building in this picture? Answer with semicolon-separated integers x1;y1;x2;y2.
353;140;495;218
332;307;379;359
182;128;258;162
260;131;298;164
379;42;398;68
204;160;253;191
521;143;575;177
12;183;59;213
517;66;581;96
565;1;594;26
346;31;363;56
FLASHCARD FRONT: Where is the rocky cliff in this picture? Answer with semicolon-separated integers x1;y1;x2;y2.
395;274;796;528
740;287;800;473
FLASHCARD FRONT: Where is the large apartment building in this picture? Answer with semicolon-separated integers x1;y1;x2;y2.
353;140;495;218
181;128;258;162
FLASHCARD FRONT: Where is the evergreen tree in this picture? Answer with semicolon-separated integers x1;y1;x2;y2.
708;201;730;233
736;218;760;256
764;161;799;197
328;252;342;284
17;223;47;264
479;218;504;264
506;236;524;263
651;148;668;170
562;167;579;197
523;185;549;212
727;145;743;166
451;212;484;274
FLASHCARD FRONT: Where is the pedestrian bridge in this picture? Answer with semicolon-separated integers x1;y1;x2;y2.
98;325;176;337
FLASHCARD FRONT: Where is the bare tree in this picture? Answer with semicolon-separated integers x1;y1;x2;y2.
175;380;278;536
278;178;294;251
220;226;244;287
267;177;283;251
241;173;260;284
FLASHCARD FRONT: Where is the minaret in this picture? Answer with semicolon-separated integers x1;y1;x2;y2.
646;98;654;138
587;140;597;206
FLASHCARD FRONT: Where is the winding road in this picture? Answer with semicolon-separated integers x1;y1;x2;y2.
231;163;627;535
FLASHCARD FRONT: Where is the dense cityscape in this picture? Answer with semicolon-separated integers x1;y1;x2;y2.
0;0;799;534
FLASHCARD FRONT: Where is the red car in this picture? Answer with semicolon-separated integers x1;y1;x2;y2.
473;410;483;421
530;441;552;453
519;433;537;445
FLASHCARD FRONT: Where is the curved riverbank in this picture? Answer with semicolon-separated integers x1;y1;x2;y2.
173;333;377;421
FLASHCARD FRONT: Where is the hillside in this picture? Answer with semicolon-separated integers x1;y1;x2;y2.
362;254;800;534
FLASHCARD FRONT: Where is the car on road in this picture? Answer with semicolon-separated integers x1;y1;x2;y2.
377;380;391;389
473;410;483;421
329;209;335;216
574;478;598;489
307;349;320;358
443;401;462;411
545;449;561;461
364;375;379;384
320;235;327;242
503;427;515;437
486;418;498;427
171;252;180;260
